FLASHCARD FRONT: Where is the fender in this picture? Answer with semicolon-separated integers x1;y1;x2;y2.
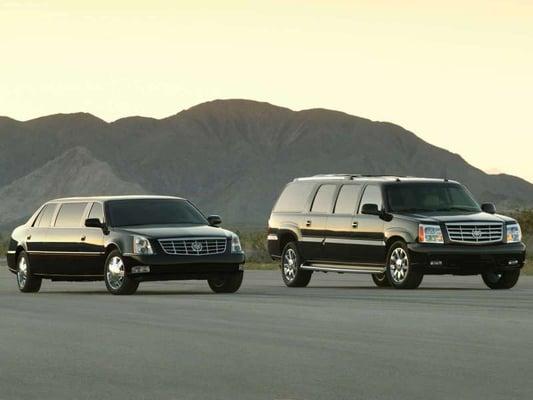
384;227;417;244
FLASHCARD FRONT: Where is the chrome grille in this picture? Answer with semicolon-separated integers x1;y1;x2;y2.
445;222;503;244
158;237;227;255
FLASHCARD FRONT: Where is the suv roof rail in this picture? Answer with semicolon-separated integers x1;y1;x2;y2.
296;174;409;181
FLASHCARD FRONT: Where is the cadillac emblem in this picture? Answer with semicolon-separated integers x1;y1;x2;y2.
191;241;203;252
472;229;482;239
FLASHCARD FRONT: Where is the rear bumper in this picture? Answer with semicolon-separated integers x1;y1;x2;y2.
123;252;246;281
407;242;526;275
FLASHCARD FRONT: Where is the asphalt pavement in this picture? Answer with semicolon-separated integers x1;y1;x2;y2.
1;265;532;400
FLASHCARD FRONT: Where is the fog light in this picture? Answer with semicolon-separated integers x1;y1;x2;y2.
508;260;518;266
430;260;443;266
132;266;150;273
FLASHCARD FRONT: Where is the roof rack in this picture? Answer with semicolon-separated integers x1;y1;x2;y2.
297;174;409;181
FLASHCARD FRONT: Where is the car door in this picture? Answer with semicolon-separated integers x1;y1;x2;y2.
77;202;106;275
350;184;387;264
299;184;337;262
46;202;89;275
324;184;363;263
26;203;59;274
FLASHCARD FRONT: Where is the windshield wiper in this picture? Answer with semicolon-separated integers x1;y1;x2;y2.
434;206;478;212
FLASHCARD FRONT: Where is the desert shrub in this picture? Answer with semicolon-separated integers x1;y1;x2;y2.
235;230;272;263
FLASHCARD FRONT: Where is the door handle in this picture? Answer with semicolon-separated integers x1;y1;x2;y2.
26;235;32;240
306;220;312;227
80;235;86;241
352;221;358;228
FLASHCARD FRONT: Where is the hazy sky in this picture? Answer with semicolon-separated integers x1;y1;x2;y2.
1;0;532;182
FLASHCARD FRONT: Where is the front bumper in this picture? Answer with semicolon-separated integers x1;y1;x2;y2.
123;252;246;281
407;242;526;275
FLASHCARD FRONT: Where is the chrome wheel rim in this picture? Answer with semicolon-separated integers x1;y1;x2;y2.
283;248;297;281
389;247;409;283
107;256;125;290
17;256;28;288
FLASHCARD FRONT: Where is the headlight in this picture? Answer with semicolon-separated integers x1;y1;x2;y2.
231;234;242;253
133;235;154;255
418;224;444;244
506;224;522;243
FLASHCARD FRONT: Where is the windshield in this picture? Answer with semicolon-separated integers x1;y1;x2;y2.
106;199;207;227
386;183;481;213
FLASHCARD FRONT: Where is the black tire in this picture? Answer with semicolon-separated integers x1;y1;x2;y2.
385;241;423;289
281;242;312;287
16;251;42;293
208;271;244;293
371;272;391;287
481;270;520;289
104;250;139;295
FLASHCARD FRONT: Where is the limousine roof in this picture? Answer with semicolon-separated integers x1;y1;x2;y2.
48;195;184;203
294;174;459;184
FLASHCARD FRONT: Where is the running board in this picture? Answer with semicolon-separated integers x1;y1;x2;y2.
300;263;385;274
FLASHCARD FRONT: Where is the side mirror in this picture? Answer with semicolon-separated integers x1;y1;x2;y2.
85;218;103;228
207;215;222;227
481;203;496;214
361;203;380;216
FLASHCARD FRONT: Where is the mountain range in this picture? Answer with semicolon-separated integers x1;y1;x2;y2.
1;99;532;230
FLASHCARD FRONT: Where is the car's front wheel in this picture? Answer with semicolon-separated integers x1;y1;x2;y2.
104;250;139;295
16;251;42;293
385;241;423;289
281;242;312;287
208;271;243;293
481;270;520;289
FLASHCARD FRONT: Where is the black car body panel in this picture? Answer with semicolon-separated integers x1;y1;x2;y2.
7;196;245;282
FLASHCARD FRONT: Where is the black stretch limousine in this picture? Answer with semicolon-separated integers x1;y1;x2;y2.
6;196;245;295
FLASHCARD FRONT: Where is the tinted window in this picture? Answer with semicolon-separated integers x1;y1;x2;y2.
274;182;315;212
88;202;104;222
36;204;57;228
359;185;382;212
311;185;337;213
386;183;480;212
55;203;88;228
334;185;362;214
107;199;207;227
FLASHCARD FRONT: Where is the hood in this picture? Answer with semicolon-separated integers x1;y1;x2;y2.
112;224;233;239
394;211;516;224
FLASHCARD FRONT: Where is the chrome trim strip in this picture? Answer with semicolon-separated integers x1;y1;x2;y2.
301;263;385;274
27;251;105;256
33;273;102;277
325;238;385;246
267;234;278;241
300;237;324;242
6;250;16;254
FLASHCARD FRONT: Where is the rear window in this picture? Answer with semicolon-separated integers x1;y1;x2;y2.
273;182;315;213
55;203;88;228
34;204;57;228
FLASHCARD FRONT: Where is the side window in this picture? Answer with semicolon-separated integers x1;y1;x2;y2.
88;202;104;222
359;185;383;213
35;204;57;228
273;182;315;212
310;185;337;213
334;185;362;214
54;203;88;228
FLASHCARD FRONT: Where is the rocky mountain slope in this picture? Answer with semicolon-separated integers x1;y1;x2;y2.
0;99;531;228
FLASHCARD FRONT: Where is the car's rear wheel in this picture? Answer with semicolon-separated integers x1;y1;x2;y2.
281;242;312;287
104;250;139;295
208;271;243;293
371;272;390;287
481;270;520;289
16;251;42;293
386;241;423;289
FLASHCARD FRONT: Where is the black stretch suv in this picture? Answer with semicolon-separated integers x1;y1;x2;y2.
268;175;526;289
6;196;245;295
